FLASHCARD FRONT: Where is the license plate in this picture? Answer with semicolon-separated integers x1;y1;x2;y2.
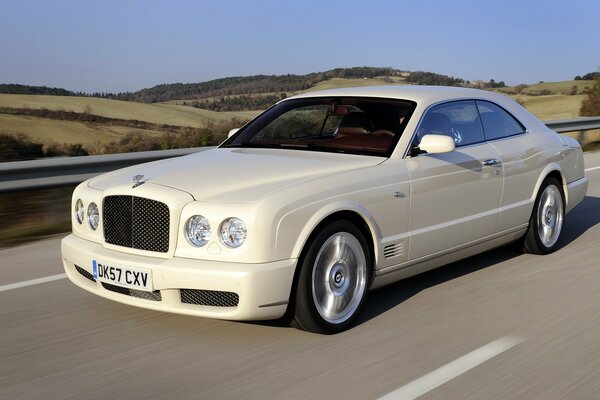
92;259;153;291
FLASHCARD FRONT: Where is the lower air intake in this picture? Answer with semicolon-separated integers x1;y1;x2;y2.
101;282;162;302
180;289;239;307
75;265;96;282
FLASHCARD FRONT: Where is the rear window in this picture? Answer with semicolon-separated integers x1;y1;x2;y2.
476;100;526;140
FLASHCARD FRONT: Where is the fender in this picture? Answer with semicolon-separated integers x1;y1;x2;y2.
280;200;383;265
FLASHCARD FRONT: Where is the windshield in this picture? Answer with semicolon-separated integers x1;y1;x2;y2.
222;97;416;157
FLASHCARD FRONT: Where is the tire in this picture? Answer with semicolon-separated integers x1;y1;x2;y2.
522;177;565;254
291;220;371;334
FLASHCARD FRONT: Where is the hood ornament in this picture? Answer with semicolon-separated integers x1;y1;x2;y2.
132;174;146;188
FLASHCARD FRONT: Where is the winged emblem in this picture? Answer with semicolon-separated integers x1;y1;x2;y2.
132;174;146;188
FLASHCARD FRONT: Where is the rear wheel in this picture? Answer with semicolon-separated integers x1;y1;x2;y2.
522;177;564;254
292;220;371;334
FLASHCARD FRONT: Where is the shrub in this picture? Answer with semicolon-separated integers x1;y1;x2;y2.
569;85;578;95
580;78;600;116
0;132;44;161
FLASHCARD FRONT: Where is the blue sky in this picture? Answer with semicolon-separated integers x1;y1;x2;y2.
1;0;598;92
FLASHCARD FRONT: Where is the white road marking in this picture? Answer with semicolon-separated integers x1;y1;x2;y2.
0;273;67;293
378;336;523;400
585;165;600;172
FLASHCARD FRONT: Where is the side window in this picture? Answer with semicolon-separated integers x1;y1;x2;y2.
416;100;484;147
476;100;526;141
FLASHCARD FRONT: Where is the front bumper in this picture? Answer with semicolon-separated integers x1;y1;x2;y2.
61;234;297;320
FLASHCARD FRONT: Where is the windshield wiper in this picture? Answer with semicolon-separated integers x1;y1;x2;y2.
229;141;374;156
229;141;283;149
230;141;310;149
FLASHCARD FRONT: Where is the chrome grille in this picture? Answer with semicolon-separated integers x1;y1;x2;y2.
101;282;162;301
180;289;239;307
103;195;170;253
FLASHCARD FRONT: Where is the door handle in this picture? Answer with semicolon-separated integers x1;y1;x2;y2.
481;159;501;167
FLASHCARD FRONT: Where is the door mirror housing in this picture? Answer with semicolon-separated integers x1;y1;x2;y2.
228;128;240;138
417;134;455;154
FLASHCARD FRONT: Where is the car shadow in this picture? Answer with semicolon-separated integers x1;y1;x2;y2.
355;195;600;327
556;195;600;249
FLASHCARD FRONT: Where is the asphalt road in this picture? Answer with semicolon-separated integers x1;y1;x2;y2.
2;151;600;400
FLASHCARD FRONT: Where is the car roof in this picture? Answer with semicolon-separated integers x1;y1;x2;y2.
286;85;509;105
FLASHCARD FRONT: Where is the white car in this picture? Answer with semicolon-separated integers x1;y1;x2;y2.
62;86;588;333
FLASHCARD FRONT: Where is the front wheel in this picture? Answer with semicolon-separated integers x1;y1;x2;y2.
522;177;565;254
292;221;371;334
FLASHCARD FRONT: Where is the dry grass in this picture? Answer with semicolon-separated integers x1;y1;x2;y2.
0;94;258;150
514;94;586;120
0;94;254;126
0;114;165;149
497;80;594;95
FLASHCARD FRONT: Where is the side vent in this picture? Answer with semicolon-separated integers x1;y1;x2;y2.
383;242;404;259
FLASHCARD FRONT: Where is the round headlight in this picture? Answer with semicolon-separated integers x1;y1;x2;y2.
75;199;84;224
185;215;211;247
88;202;99;230
219;218;247;248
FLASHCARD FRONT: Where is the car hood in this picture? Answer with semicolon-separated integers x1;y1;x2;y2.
88;147;384;202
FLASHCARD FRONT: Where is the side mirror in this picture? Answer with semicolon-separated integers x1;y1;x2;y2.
228;128;240;138
418;134;455;154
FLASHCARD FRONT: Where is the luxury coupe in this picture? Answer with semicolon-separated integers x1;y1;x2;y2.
62;86;588;333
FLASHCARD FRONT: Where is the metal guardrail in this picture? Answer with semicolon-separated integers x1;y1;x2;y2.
1;117;599;193
0;147;212;193
544;116;600;133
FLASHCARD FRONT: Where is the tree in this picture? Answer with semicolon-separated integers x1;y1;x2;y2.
580;78;600;116
582;72;600;80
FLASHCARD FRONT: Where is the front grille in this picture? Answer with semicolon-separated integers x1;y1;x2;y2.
103;195;170;253
75;264;96;282
180;289;239;307
101;282;162;301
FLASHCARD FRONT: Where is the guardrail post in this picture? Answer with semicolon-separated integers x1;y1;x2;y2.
578;130;585;144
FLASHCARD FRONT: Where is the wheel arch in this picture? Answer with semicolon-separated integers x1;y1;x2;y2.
532;164;567;204
291;205;380;271
281;205;380;325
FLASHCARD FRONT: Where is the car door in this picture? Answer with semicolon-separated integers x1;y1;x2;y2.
476;100;537;232
406;100;503;260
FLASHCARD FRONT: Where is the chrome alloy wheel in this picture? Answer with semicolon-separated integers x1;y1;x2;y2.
536;185;564;248
311;232;367;324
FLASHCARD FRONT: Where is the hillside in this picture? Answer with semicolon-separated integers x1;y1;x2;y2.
0;94;256;127
0;84;76;96
1;69;597;161
496;80;594;96
126;67;409;102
